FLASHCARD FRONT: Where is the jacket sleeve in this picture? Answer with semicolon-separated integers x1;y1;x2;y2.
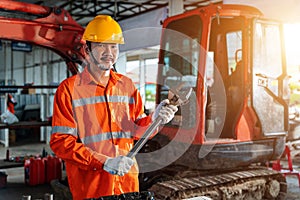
50;81;107;171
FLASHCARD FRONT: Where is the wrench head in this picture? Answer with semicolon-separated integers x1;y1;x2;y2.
168;83;193;106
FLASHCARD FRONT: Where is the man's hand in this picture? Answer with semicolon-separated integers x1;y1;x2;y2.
152;99;178;124
103;156;134;176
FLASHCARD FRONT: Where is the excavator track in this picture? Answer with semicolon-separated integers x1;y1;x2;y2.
148;167;287;200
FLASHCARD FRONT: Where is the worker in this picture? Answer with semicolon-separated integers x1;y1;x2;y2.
50;15;178;200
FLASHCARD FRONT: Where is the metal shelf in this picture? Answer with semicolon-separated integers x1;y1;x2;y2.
0;121;51;130
0;85;58;89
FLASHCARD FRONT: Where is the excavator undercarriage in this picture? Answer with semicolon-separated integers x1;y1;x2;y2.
147;166;286;200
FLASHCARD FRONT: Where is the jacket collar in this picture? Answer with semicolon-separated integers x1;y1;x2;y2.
79;66;122;86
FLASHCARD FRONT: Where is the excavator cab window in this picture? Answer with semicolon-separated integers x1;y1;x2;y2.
158;15;202;128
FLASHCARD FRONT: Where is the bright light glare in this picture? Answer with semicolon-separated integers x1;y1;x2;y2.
284;23;300;67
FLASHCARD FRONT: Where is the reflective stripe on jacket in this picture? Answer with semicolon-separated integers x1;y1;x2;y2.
50;67;152;200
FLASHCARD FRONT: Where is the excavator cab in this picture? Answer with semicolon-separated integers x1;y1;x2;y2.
156;5;288;144
155;4;288;151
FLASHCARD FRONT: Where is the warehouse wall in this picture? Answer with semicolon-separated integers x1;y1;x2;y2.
0;40;69;145
0;40;70;117
0;40;68;91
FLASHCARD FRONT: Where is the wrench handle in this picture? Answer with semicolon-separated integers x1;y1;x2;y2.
127;116;163;158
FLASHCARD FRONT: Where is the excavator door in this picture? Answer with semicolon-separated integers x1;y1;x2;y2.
252;19;289;137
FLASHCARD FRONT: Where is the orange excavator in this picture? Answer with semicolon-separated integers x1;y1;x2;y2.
0;1;289;199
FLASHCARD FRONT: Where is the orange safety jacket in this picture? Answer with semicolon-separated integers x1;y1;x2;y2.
50;67;152;200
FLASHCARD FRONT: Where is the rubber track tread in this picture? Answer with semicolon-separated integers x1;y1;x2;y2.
149;167;287;200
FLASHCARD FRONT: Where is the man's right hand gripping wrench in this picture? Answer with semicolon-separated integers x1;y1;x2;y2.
127;84;193;159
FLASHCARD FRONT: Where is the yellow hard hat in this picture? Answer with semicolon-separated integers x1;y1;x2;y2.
83;15;124;44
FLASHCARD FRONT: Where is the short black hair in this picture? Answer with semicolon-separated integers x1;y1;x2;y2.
86;41;92;52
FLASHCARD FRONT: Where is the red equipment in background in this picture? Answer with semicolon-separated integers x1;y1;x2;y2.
24;158;45;186
7;94;17;114
272;145;300;187
45;155;62;184
24;156;62;186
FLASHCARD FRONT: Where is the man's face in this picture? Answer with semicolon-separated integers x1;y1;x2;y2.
89;42;119;70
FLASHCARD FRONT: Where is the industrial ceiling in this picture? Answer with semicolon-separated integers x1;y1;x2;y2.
21;0;222;25
5;0;298;26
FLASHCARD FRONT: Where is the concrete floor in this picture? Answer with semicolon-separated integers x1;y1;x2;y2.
286;176;300;200
0;143;300;200
284;145;300;200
